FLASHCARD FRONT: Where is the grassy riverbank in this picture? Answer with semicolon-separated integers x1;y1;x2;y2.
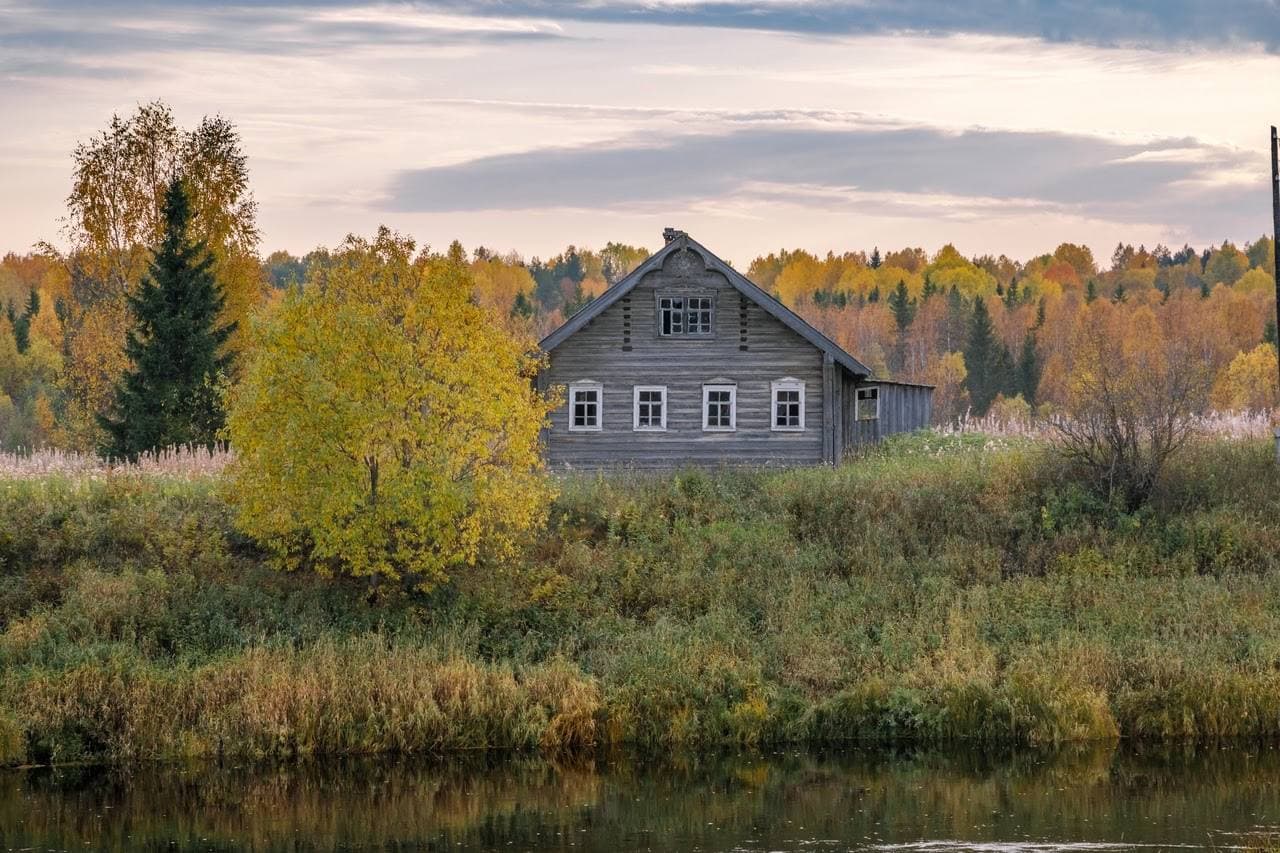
3;433;1280;765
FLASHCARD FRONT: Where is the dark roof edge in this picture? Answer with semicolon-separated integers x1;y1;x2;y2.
539;234;871;377
862;378;937;389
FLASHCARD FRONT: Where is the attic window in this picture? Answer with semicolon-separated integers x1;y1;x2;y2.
658;295;713;336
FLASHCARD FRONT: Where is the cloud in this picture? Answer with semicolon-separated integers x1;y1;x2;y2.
9;0;1280;54
384;124;1266;237
0;1;567;74
426;0;1280;52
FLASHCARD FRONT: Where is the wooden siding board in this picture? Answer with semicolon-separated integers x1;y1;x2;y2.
543;251;826;467
842;380;933;448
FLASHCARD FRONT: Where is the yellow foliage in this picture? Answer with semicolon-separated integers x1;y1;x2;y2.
28;289;63;348
989;394;1032;423
925;245;996;298
226;227;557;590
471;255;536;317
1212;344;1277;411
59;302;131;450
925;351;968;422
773;254;824;306
1234;267;1275;296
875;266;925;299
214;249;269;360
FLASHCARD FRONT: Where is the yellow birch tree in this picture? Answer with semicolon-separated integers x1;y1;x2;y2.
226;228;556;591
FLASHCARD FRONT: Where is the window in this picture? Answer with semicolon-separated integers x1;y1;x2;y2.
633;385;667;431
658;294;713;336
702;384;736;431
856;386;880;421
568;382;602;431
771;379;805;431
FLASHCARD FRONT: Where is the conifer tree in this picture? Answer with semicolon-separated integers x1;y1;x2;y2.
510;290;535;319
869;246;881;269
868;285;880;303
99;178;235;459
944;286;966;352
12;293;32;354
887;279;916;375
964;297;1001;415
1085;279;1097;303
1016;331;1041;406
1034;296;1047;330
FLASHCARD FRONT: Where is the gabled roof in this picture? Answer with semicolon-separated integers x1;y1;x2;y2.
539;232;871;377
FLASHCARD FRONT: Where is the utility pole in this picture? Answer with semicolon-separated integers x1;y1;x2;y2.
1272;126;1280;462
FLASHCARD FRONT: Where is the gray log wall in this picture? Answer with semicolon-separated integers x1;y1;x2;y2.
542;247;828;468
842;376;934;451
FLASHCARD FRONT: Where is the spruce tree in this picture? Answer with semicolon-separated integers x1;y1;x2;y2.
1265;320;1278;348
887;279;916;375
868;285;880;303
963;297;1000;415
510;290;535;319
1004;277;1019;307
1085;279;1097;303
944;286;966;352
12;294;31;354
995;342;1017;400
869;246;881;269
887;279;915;330
1016;332;1041;406
99;178;235;459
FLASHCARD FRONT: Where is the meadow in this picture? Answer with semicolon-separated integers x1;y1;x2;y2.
3;431;1280;766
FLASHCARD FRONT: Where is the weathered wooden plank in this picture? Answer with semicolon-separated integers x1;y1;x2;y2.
821;353;834;464
542;248;828;468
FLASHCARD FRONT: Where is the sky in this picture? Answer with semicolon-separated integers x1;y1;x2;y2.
1;0;1278;266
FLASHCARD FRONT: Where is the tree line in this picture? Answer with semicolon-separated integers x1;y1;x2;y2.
0;99;1277;458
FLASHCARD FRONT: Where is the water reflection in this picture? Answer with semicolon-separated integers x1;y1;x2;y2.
4;743;1279;851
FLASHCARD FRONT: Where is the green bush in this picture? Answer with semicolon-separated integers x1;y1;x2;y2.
5;435;1280;764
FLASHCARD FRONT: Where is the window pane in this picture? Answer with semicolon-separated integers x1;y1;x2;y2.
573;389;599;427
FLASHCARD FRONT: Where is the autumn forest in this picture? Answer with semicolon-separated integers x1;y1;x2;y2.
0;101;1276;453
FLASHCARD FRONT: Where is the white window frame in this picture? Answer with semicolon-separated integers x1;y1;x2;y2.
702;383;737;432
771;378;806;432
658;293;714;337
855;386;880;421
568;381;603;432
633;385;668;431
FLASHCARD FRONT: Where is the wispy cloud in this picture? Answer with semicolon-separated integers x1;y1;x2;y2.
386;124;1262;224
0;0;567;79
431;0;1280;51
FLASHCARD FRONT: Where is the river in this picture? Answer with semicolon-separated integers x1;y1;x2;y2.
4;743;1279;851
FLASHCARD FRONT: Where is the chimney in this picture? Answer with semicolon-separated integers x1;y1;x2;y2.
662;227;685;244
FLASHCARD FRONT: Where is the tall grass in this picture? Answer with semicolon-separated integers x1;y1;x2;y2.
4;433;1280;765
944;409;1277;440
0;444;231;479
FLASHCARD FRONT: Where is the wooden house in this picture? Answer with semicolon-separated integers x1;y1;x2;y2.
537;230;932;467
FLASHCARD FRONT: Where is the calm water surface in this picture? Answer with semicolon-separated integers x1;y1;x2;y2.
4;744;1279;851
